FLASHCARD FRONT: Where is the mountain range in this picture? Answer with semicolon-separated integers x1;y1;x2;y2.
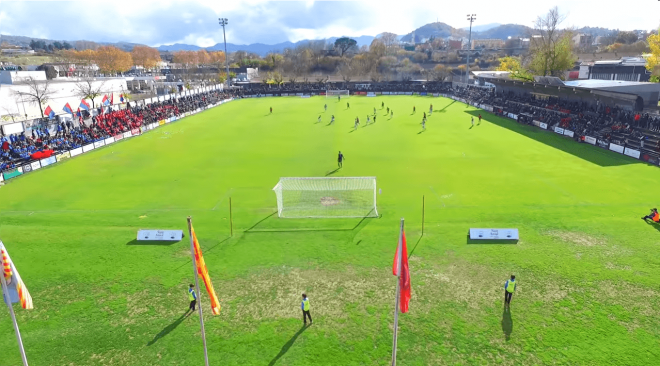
1;21;623;57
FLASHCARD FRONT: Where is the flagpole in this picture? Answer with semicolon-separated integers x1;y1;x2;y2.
187;217;210;366
0;262;29;366
391;218;404;366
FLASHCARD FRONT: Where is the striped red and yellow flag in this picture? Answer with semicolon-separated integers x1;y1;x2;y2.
1;241;33;310
190;226;221;315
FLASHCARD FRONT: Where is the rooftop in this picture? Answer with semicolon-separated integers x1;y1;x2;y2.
563;79;655;88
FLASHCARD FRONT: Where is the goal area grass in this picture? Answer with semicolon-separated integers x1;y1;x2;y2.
1;95;659;365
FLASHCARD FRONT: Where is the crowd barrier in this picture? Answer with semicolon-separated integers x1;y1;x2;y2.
0;98;233;183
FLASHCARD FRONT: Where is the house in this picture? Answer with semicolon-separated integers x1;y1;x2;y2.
572;34;593;48
470;39;505;50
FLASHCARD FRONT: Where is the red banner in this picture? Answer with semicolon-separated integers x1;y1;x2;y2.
131;128;140;136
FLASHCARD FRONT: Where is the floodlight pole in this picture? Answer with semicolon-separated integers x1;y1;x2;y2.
219;18;231;90
465;14;476;85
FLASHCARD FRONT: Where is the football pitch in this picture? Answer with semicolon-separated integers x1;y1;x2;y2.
1;95;659;365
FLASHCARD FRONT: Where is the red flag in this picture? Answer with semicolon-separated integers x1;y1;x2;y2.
393;230;411;313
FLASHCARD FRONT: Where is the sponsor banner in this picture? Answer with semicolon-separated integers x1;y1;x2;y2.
609;143;624;154
40;156;56;167
367;92;376;97
114;134;124;141
131;128;140;136
105;137;115;145
597;139;609;149
82;143;95;153
532;120;541;127
94;140;105;149
563;130;574;138
22;163;32;173
151;123;158;129
196;108;201;113
0;172;3;182
382;92;390;95
123;131;132;138
584;136;596;145
433;93;439;97
643;154;659;165
624;147;641;159
56;151;71;162
30;161;41;171
266;94;273;97
165;118;171;124
554;127;564;134
7;167;24;178
70;147;83;156
539;122;548;129
507;113;518;120
296;93;303;96
301;95;311;98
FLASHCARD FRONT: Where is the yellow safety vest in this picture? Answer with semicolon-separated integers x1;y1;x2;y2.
188;289;196;301
302;298;310;311
506;280;516;293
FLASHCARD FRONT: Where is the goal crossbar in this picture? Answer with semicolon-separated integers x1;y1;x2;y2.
273;177;378;218
326;90;350;98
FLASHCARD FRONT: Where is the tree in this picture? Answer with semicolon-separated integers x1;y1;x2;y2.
131;45;161;69
380;32;398;51
12;77;54;118
646;31;660;82
615;31;639;45
334;37;357;56
528;7;576;77
369;39;386;58
197;50;211;65
496;56;534;81
74;77;106;109
209;51;226;71
338;59;356;83
432;64;451;82
95;46;133;75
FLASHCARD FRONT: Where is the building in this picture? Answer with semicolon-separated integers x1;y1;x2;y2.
470;39;505;50
0;70;47;84
588;57;650;82
448;40;462;51
572;34;593;48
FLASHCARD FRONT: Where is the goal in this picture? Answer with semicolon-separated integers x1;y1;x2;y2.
326;90;350;98
272;177;378;218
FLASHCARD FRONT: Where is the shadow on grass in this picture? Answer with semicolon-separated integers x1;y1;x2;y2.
645;220;660;232
174;236;232;271
126;239;179;246
408;235;424;258
435;100;456;113
502;307;513;341
325;168;340;176
466;237;518;245
268;325;308;366
147;312;190;346
244;211;375;233
466;110;639;167
417;130;426;134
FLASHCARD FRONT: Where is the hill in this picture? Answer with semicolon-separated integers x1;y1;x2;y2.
399;22;462;42
461;23;502;32
472;24;533;39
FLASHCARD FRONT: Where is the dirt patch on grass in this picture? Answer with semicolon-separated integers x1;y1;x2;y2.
546;230;605;247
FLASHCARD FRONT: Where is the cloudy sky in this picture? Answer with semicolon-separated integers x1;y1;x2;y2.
0;0;658;46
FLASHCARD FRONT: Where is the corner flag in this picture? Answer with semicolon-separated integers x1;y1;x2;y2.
392;228;411;313
1;241;33;310
189;222;221;315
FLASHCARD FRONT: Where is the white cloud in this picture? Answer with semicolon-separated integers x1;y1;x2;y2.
0;0;658;47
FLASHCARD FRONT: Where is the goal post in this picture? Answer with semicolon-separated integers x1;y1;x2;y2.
272;177;378;218
326;90;350;98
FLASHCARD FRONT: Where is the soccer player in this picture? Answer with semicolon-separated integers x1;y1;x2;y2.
270;107;272;114
387;107;390;114
421;118;426;131
373;107;376;114
413;106;416;114
338;151;345;168
381;101;384;108
367;115;371;124
347;102;350;109
338;95;341;102
318;115;322;123
390;110;393;118
423;112;426;119
471;116;474;127
373;115;377;123
324;104;327;112
429;104;433;113
354;118;359;130
330;115;335;124
478;114;482;124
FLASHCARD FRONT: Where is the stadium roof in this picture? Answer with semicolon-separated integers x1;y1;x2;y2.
563;80;654;88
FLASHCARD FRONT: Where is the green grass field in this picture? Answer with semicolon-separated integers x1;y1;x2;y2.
1;96;659;366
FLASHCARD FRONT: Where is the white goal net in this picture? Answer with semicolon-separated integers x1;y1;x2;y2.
273;177;378;218
326;90;350;98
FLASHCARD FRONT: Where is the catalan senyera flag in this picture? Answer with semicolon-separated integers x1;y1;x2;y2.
190;225;221;315
1;241;33;310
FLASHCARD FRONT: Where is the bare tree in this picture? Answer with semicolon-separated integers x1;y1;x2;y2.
379;32;399;51
528;7;576;77
11;77;54;118
74;77;107;109
1;107;21;123
338;59;356;83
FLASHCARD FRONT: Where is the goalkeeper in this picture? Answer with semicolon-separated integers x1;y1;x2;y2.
642;208;660;222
